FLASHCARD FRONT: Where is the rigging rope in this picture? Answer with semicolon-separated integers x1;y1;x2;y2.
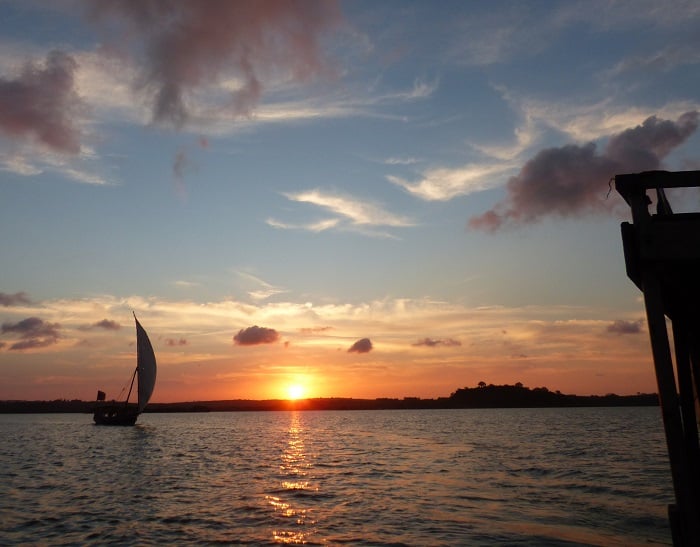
605;177;614;200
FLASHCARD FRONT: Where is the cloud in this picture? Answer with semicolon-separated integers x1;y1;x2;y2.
605;45;700;79
282;189;414;227
0;292;31;307
348;337;373;353
1;317;60;337
469;111;699;231
7;338;57;351
266;217;341;233
412;337;462;347
173;280;200;289
379;78;439;102
606;320;644;335
235;271;287;301
388;162;515;201
300;326;333;334
166;338;188;346
384;156;419;166
1;316;61;351
0;50;83;153
92;319;121;330
87;0;342;127
233;325;280;346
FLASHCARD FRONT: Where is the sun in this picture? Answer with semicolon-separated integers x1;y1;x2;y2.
287;384;306;400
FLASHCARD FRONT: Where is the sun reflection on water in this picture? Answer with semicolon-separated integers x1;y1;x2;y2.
267;411;317;544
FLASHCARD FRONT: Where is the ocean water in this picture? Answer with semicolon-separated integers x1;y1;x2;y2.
0;407;672;546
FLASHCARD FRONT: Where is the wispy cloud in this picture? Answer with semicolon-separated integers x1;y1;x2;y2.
173;280;201;289
604;45;700;79
383;156;419;165
273;189;414;237
388;163;516;201
412;337;461;348
448;1;700;68
468;98;540;162
235;271;287;301
377;78;438;102
516;94;699;144
266;217;340;233
0;154;43;176
0;143;112;185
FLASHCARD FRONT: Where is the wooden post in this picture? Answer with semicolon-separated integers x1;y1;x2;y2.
617;170;700;545
641;270;700;543
671;319;700;457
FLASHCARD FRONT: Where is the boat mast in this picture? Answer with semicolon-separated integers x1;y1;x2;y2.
124;313;140;407
124;365;137;407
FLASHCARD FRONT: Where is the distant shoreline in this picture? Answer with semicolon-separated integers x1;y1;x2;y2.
0;384;659;413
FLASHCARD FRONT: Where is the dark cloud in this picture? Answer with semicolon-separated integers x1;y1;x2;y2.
0;50;83;153
607;319;644;335
88;0;342;126
412;337;462;347
8;338;57;351
233;325;280;346
348;338;373;353
166;337;188;347
299;326;333;334
93;319;121;330
0;292;31;307
469;111;699;231
2;317;60;337
1;316;61;350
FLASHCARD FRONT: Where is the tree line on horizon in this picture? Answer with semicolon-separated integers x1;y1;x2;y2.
448;382;658;408
0;382;658;413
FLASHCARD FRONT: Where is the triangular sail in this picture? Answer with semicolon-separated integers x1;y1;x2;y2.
135;316;157;413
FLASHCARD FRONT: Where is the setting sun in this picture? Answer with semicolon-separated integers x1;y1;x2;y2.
287;384;306;400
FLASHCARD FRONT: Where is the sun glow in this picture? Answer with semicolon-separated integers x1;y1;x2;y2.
287;384;306;400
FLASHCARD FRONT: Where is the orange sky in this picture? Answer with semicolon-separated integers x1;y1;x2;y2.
0;294;658;402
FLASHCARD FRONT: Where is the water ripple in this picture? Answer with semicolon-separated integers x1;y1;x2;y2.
0;408;672;545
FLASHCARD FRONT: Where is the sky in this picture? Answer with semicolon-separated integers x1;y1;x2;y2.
1;0;699;402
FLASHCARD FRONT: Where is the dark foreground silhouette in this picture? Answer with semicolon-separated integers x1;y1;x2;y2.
0;383;658;413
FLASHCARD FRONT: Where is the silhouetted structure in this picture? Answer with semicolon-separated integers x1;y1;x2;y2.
93;314;157;426
617;170;700;546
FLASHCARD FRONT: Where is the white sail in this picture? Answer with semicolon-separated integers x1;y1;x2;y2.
135;316;157;413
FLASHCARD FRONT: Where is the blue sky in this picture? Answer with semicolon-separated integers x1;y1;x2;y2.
1;0;699;401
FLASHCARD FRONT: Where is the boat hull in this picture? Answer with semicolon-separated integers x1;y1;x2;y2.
93;403;139;426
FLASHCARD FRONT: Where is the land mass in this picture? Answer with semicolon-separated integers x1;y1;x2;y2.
0;383;658;413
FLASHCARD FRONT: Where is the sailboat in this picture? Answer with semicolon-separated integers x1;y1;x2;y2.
93;313;157;426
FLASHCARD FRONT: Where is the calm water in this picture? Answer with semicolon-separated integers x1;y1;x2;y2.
0;408;672;546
